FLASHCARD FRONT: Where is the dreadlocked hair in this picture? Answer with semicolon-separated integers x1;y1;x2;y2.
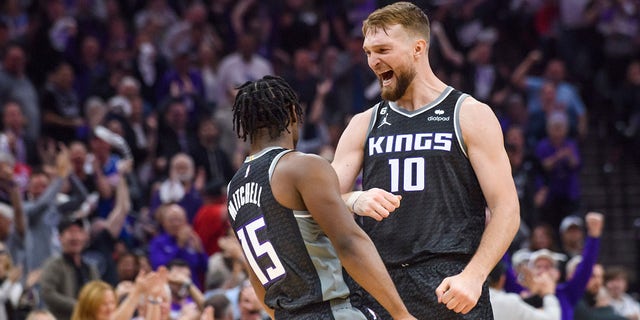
232;75;303;142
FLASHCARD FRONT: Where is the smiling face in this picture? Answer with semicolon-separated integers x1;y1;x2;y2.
363;24;417;101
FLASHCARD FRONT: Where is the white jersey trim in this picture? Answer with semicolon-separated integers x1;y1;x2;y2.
293;210;312;218
388;86;453;117
454;93;469;158
268;149;294;182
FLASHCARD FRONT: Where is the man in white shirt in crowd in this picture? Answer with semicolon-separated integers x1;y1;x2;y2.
489;260;561;320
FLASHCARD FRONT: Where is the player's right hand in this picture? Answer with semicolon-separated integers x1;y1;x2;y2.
353;188;401;221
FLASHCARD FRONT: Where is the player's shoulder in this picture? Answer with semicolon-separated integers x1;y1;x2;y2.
344;102;384;133
279;151;332;172
352;104;378;122
457;95;503;143
458;95;496;120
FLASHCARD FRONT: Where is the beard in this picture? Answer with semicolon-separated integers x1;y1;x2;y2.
380;65;416;101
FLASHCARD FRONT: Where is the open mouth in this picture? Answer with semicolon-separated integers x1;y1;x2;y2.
380;70;394;86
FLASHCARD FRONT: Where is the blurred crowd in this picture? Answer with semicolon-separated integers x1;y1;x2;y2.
0;0;637;319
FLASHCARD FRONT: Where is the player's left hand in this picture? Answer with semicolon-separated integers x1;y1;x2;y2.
435;271;483;314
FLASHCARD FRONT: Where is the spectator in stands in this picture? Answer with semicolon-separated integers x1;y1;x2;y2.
559;215;585;260
166;259;205;319
283;48;332;154
64;141;107;219
527;82;579;148
516;222;562;259
212;32;273;168
83;159;132;286
156;46;206;128
509;212;604;320
508;223;559;284
203;293;234;320
127;95;159;185
610;60;640;168
74;267;170;320
0;152;25;265
23;146;71;272
511;51;588;139
72;35;109;105
534;111;581;231
204;228;246;296
41;62;85;144
505;125;539;227
193;180;228;256
191;118;234;188
70;280;117;320
155;98;198;175
215;32;273;111
498;93;530;135
125;266;171;320
573;263;626;320
88;128;122;219
197;40;221;111
0;239;23;319
0;43;40;142
133;0;178;47
604;266;640;319
150;153;202;221
326;29;377;119
0;100;40;168
40;217;99;320
596;1;640;88
133;34;164;103
237;284;268;320
489;260;560;320
25;309;56;320
148;204;207;289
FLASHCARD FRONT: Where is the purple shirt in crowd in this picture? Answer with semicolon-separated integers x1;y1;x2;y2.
535;138;581;201
148;233;208;289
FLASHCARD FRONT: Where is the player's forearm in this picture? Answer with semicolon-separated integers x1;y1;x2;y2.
337;234;412;319
465;205;520;280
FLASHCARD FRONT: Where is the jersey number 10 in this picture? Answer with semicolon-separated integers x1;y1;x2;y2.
388;157;425;192
236;217;286;285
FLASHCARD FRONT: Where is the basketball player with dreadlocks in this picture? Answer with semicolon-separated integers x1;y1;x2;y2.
331;2;520;319
226;75;415;320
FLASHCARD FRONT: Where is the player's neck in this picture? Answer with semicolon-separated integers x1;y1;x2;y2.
394;76;448;110
250;135;294;154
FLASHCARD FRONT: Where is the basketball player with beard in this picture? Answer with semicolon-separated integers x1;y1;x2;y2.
227;75;415;319
331;2;520;319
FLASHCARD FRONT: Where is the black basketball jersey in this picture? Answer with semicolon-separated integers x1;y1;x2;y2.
227;147;366;319
362;87;487;267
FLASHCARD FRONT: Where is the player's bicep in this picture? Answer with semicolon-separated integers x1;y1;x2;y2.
461;101;518;210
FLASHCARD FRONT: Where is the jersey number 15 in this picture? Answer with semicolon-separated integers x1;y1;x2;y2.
236;217;286;285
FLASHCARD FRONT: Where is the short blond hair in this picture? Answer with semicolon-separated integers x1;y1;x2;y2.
362;2;430;42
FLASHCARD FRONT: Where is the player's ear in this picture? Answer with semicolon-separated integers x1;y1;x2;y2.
290;104;299;123
414;39;427;57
